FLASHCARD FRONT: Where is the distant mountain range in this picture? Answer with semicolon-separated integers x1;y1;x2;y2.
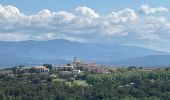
0;39;169;67
117;55;170;66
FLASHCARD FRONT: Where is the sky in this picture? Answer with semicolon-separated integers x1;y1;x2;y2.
0;0;170;52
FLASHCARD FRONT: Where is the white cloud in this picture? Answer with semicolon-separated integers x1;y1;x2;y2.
108;8;138;23
30;10;75;27
0;4;170;51
75;6;100;19
53;11;75;24
139;5;168;14
0;5;28;29
0;33;30;41
0;5;21;17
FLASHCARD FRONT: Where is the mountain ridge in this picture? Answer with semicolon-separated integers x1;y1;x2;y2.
116;55;170;66
0;39;169;67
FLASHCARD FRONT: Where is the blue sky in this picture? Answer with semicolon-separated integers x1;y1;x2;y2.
0;0;170;52
0;0;170;15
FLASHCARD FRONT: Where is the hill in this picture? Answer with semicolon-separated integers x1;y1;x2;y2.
0;39;168;67
117;55;170;66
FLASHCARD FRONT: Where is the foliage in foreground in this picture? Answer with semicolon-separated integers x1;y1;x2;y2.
0;69;170;100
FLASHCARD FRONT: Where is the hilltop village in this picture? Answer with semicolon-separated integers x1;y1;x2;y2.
0;57;169;100
0;56;159;77
55;56;112;75
0;57;114;76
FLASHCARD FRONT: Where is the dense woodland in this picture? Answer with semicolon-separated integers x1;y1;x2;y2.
0;67;170;100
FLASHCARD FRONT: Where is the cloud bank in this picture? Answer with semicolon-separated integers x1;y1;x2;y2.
139;5;168;14
0;4;170;51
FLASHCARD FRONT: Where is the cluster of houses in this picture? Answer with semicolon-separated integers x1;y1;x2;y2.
15;66;50;74
1;56;112;76
54;56;112;75
0;56;159;76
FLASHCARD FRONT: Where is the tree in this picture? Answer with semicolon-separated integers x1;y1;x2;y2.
47;77;52;82
43;64;53;70
32;78;40;84
161;92;170;100
67;63;71;66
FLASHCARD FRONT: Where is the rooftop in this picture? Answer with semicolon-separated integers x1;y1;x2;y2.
33;66;49;69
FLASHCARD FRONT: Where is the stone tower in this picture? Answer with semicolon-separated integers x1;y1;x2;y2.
73;56;77;64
